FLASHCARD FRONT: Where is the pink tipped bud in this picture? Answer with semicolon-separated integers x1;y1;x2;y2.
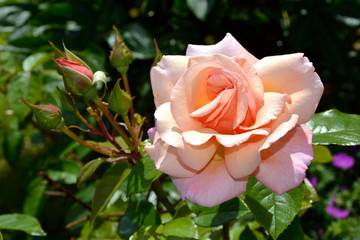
56;59;93;81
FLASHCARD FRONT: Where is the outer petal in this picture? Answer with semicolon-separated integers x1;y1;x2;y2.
155;102;183;148
186;33;258;64
150;55;189;107
145;132;196;178
253;125;313;194
177;138;220;171
224;138;266;179
254;53;324;123
172;159;248;207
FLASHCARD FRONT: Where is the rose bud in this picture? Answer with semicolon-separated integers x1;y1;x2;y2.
21;98;64;130
55;58;95;98
109;25;134;74
108;79;133;115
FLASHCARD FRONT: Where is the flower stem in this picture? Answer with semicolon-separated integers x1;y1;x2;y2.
62;126;114;156
121;72;135;128
152;179;175;216
122;114;138;149
40;170;91;211
93;97;133;148
222;223;229;240
73;108;101;135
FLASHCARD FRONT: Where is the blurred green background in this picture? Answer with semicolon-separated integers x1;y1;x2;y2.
0;0;360;239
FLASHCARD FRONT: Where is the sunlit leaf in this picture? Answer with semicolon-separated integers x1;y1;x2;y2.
0;214;46;236
306;109;360;146
127;154;162;194
245;176;304;239
312;145;334;163
161;216;198;239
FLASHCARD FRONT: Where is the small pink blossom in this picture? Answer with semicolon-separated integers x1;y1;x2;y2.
332;152;354;170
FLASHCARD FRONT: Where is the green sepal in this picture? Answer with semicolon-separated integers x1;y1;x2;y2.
152;38;163;67
108;79;132;115
56;86;75;111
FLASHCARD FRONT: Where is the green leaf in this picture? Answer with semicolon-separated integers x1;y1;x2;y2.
312;145;334;163
299;178;319;216
239;225;257;240
3;129;23;167
127;154;162;194
245;176;305;240
76;158;105;188
22;52;50;72
186;0;215;21
91;162;131;223
122;22;155;60
118;199;161;239
194;197;250;227
277;217;305;240
23;177;47;217
0;231;3;240
7;71;42;120
162;216;198;239
306;109;360;146
0;214;46;236
47;159;82;184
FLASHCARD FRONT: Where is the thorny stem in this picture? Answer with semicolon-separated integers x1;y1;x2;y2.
93;97;133;148
62;126;115;157
40;170;91;211
152;179;175;216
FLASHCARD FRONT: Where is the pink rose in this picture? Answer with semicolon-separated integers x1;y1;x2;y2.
145;33;323;207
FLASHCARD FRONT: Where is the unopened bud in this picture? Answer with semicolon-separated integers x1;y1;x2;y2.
55;58;95;98
108;79;132;115
21;98;64;130
109;25;134;74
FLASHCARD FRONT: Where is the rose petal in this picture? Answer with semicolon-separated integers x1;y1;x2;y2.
261;113;299;150
177;138;220;171
145;131;196;178
182;128;218;145
224;138;265;179
186;33;258;64
253;125;313;194
150;55;190;107
171;61;222;131
172;159;248;207
155;102;183;148
239;92;287;130
216;128;269;147
254;53;324;123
